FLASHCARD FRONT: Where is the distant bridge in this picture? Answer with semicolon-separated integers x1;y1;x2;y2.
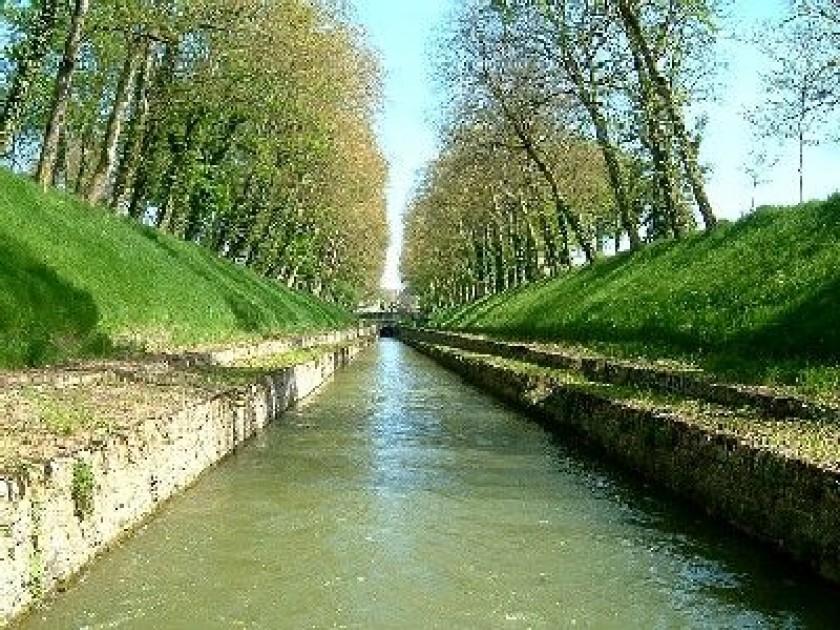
356;310;428;337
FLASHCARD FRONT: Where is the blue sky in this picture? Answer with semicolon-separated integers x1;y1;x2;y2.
350;0;840;290
350;0;451;290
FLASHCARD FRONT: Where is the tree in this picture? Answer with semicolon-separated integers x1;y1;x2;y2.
111;36;156;209
1;0;388;305
754;3;839;203
0;0;60;154
521;0;643;249
489;0;720;232
86;33;146;204
741;143;779;213
35;0;90;187
402;109;616;307
614;0;717;228
440;4;599;263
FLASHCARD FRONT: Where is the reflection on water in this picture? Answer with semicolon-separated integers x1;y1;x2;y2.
17;340;839;629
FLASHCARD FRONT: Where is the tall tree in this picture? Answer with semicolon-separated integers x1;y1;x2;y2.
528;1;643;249
444;4;598;262
615;0;717;228
0;0;60;154
111;36;156;209
86;34;146;204
35;0;90;187
753;1;839;202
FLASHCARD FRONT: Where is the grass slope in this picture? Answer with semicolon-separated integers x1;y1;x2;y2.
0;169;351;368
435;194;840;390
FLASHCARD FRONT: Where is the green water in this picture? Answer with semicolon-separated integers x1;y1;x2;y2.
17;340;839;629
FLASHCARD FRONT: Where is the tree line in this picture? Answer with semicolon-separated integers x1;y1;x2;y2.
403;0;839;310
0;0;388;305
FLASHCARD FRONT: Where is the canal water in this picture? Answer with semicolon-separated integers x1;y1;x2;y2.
17;340;839;629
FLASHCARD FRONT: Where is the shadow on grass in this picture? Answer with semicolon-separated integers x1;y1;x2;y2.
0;232;110;367
442;197;840;379
135;226;344;334
732;276;840;362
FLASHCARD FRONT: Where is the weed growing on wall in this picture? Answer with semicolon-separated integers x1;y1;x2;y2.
38;399;96;436
71;460;94;519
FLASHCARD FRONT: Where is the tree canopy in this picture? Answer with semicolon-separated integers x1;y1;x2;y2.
1;0;388;305
403;0;722;309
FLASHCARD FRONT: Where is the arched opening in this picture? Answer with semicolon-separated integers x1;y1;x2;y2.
379;324;398;338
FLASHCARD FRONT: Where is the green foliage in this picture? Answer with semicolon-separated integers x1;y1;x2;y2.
71;459;94;520
1;0;388;303
435;194;840;387
0;168;352;368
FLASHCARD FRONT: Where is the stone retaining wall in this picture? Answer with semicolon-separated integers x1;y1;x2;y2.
0;333;372;626
0;325;373;391
205;325;373;366
402;334;840;586
407;328;838;420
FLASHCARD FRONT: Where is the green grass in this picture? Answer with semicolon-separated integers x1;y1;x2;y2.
434;194;840;394
0;169;352;368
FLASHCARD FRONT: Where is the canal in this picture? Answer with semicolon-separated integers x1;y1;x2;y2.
17;340;839;628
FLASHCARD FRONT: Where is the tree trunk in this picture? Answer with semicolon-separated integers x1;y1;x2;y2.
221;173;256;255
86;36;145;205
492;222;506;293
127;44;177;219
53;124;68;187
535;155;594;264
0;0;60;154
646;118;683;239
628;43;682;239
112;39;156;210
73;120;93;193
157;111;203;231
585;99;641;250
506;208;521;287
617;0;717;229
524;217;538;281
539;213;557;275
36;0;90;188
557;212;571;269
798;83;806;204
799;128;804;204
507;118;594;263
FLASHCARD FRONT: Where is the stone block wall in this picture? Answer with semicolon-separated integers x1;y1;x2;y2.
407;328;839;420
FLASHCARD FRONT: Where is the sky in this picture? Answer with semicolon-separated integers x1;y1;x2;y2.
350;0;451;291
349;0;840;291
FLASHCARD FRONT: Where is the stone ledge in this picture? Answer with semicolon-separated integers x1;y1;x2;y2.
0;325;374;391
406;328;839;421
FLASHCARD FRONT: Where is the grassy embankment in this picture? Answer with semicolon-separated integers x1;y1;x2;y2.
435;195;840;399
0;168;352;368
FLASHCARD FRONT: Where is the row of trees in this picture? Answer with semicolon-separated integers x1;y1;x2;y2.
403;117;619;306
404;1;840;309
0;0;388;304
403;0;724;309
